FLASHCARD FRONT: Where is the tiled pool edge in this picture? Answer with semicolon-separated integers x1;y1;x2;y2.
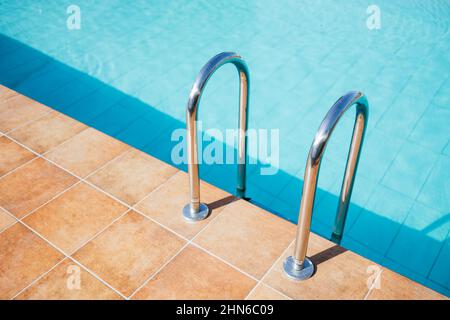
0;85;446;300
1;34;448;296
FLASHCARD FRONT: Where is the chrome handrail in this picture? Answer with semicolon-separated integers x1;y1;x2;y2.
283;91;368;281
182;52;250;222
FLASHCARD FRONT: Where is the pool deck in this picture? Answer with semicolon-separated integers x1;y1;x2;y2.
0;85;446;300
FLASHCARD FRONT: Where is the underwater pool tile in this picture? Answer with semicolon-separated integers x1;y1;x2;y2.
46;128;130;178
409;104;450;153
381;258;428;286
342;176;377;227
376;94;430;139
428;236;450;290
0;223;63;299
313;192;340;228
115;118;166;150
274;173;303;206
63;90;120;124
194;199;296;279
0;136;36;176
23;183;128;254
348;186;413;255
443;140;450;156
1;56;53;89
73;211;185;297
0;94;50;132
417;155;450;213
90;104;141;137
264;234;375;300
0;46;42;73
133;245;255;300
0;158;77;218
42;80;96;112
386;203;448;277
431;78;449;109
88;150;177;206
141;127;187;168
9;111;87;154
366;268;445;300
247;169;292;199
382;142;438;199
357;128;404;182
135;171;229;239
374;66;414;92
340;236;384;266
15;259;122;300
15;64;76;101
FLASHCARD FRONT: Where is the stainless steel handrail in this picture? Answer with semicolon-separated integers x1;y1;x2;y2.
182;52;250;222
283;91;368;281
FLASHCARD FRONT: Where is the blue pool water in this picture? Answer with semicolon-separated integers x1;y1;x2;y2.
0;0;449;296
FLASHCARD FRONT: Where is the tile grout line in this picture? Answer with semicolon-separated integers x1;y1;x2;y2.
128;187;234;299
10;258;67;300
67;208;132;255
4;107;54;136
128;171;294;298
189;242;260;283
0;124;90;181
244;239;295;300
1;134;132;221
66;257;128;300
9;218;128;300
16;146;137;222
425;229;450;280
18;181;82;222
127;242;191;299
0;205;132;300
0;219;18;234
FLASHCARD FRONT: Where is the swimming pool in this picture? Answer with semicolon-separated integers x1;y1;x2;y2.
0;0;449;296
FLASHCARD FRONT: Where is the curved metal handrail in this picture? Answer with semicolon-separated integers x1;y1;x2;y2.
284;91;368;281
182;52;250;222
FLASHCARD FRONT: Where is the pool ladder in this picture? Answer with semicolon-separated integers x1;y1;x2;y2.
182;52;369;281
182;52;249;222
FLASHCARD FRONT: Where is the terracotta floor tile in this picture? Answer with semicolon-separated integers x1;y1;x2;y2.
46;128;129;178
88;150;177;205
0;223;63;299
23;183;128;254
263;234;375;299
366;268;446;300
0;207;15;231
15;259;122;300
194;200;296;279
73;211;185;297
0;136;36;176
9;111;87;154
246;283;289;300
0;158;78;218
133;245;255;300
135;171;231;239
0;85;19;101
0;94;50;132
